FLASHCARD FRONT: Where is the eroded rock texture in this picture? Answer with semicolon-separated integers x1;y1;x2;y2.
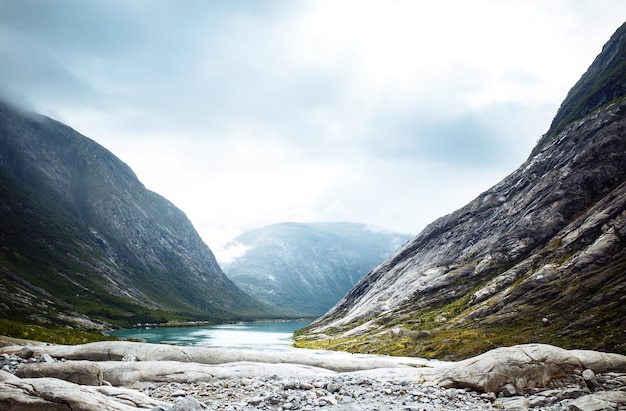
299;22;626;359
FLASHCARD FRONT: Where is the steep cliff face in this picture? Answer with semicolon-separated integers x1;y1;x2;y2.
296;23;626;359
222;222;411;315
537;22;626;149
0;101;280;330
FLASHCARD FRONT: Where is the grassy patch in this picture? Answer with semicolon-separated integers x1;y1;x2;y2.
0;318;116;345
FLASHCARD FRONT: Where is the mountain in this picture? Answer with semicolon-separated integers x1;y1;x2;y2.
295;22;626;360
0;100;287;338
221;222;412;315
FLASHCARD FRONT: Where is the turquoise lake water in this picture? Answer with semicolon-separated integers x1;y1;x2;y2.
109;320;311;351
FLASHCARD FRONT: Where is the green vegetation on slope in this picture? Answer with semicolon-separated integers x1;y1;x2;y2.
0;100;300;339
533;22;626;154
0;319;116;345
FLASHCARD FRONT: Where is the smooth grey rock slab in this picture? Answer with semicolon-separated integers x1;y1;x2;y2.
0;376;165;410
567;390;626;411
16;360;103;386
3;340;416;372
439;343;626;393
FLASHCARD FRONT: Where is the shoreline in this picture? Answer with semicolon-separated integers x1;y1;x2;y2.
108;320;314;353
119;317;317;330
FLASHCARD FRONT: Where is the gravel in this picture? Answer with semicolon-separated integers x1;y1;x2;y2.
3;347;626;410
141;375;498;410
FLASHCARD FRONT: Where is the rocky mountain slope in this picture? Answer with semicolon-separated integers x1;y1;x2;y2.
0;100;286;336
221;222;411;315
295;22;626;359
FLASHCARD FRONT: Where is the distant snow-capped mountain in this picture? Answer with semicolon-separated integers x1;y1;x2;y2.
221;222;412;315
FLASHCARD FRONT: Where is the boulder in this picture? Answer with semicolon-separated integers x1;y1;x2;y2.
0;376;165;410
19;343;35;359
567;390;626;411
16;361;103;386
1;340;409;372
99;360;336;389
571;349;626;373
582;369;600;391
439;344;626;393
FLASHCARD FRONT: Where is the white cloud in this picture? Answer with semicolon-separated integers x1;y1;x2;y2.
215;241;253;266
1;0;625;255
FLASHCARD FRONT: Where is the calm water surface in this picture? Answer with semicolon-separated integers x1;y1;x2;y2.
109;320;311;351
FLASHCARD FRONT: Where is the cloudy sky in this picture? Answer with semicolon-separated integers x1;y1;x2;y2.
1;1;624;262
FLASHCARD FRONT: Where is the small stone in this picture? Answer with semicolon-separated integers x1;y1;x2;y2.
561;387;591;399
494;396;530;410
500;383;517;397
528;396;551;408
481;392;497;402
19;344;34;359
171;396;204;411
171;389;187;397
283;381;297;390
39;353;55;363
325;396;338;405
247;396;263;405
582;369;602;393
339;395;354;403
326;382;341;393
299;382;314;390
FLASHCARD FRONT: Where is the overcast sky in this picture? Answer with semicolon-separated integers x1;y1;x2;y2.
1;1;624;262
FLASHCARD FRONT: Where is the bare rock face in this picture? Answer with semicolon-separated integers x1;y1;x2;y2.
16;361;103;386
567;391;626;411
12;340;409;373
439;344;626;394
1;340;626;410
0;377;164;410
297;22;626;359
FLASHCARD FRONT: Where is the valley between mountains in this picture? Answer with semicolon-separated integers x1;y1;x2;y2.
221;222;411;316
0;15;626;411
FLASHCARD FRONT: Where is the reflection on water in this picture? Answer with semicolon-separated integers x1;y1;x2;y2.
109;321;312;351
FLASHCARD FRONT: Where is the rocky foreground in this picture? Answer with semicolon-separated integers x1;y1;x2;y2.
1;340;626;410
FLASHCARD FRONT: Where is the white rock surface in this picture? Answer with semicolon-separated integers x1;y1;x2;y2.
16;360;103;386
567;390;626;411
0;376;165;410
1;341;626;410
99;360;337;389
3;340;428;372
438;343;626;393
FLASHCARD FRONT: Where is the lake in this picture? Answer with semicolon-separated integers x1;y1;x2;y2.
109;320;311;351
